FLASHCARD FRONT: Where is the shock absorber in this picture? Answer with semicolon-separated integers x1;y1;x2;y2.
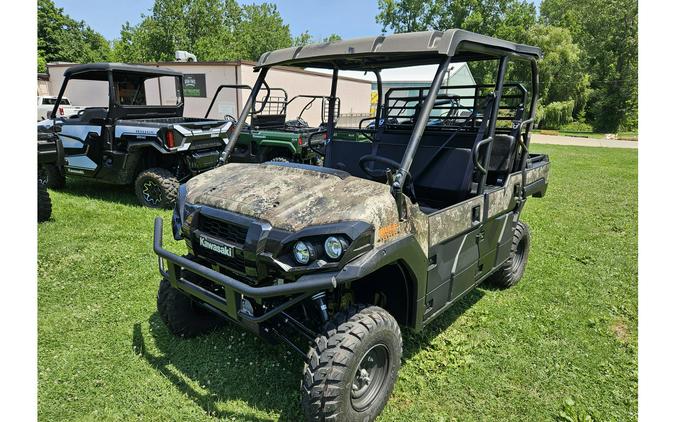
311;292;329;322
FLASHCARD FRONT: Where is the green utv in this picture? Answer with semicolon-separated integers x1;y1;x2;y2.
205;84;337;164
153;29;550;421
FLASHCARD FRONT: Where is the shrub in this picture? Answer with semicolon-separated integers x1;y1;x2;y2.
537;100;575;130
560;121;593;133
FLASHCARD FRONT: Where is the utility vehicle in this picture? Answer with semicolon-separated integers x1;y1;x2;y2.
153;30;550;421
37;63;232;208
205;84;337;164
37;95;85;121
37;130;64;221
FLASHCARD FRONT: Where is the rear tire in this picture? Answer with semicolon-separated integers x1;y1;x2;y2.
269;156;290;163
38;182;52;222
302;305;402;421
157;279;225;338
488;220;530;288
134;168;178;209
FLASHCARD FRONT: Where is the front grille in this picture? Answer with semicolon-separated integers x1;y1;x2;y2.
199;215;248;245
199;249;247;273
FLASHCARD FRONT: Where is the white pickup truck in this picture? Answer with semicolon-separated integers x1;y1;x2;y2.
37;96;86;121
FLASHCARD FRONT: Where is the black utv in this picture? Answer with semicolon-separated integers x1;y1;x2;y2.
153;30;550;420
37;63;231;208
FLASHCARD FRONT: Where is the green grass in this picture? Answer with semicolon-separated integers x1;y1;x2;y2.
532;129;639;141
38;144;637;421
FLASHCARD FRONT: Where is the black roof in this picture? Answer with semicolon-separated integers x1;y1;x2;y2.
257;29;542;70
63;63;182;80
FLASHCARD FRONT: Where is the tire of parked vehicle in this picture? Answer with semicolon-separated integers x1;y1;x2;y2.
134;168;179;209
269;156;290;163
487;220;530;288
39;164;66;189
157;278;226;338
38;181;52;222
302;305;402;422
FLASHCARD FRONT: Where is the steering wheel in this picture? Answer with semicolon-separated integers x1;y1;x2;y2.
359;154;402;181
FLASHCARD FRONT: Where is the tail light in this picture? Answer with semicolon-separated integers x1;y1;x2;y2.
58;107;64;116
298;135;303;145
166;130;175;148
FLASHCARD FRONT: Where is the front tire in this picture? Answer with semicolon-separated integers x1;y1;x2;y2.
39;164;65;189
157;279;225;338
302;305;402;421
134;168;178;208
488;220;530;288
38;182;52;222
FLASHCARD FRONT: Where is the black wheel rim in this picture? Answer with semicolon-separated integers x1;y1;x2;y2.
142;180;162;206
513;237;526;270
351;344;389;411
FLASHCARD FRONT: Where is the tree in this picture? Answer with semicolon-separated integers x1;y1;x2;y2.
376;0;536;43
525;25;590;118
540;0;638;131
112;0;293;63
37;0;111;70
232;3;292;61
293;32;342;46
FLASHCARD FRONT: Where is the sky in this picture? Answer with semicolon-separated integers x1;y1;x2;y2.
53;0;383;41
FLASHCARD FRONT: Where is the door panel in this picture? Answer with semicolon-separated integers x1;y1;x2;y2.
424;226;482;321
475;213;509;280
59;124;103;177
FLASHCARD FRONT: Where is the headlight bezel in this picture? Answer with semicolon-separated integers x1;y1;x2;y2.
172;184;199;240
273;221;374;271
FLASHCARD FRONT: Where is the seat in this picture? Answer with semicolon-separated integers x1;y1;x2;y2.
251;114;286;129
487;134;516;172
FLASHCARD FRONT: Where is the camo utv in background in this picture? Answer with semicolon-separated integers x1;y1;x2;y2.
153;30;550;421
37;64;232;208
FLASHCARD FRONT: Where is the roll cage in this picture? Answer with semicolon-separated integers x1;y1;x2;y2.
224;29;541;219
206;84;341;127
51;63;185;122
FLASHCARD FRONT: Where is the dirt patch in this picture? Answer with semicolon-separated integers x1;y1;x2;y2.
610;319;630;343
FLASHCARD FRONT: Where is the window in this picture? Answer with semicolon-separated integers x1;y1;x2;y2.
113;74;182;106
41;98;70;105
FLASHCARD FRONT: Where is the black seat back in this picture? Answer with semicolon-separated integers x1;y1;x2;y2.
488;134;516;172
251;114;286;129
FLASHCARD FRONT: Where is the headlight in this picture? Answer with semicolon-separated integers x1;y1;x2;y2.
293;240;314;265
324;236;346;259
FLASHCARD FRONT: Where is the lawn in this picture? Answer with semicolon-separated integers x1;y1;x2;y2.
533;129;639;141
38;144;637;421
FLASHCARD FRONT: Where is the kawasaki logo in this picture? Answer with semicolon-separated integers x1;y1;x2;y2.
199;235;233;257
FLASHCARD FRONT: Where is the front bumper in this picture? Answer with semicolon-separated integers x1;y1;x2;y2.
153;217;340;325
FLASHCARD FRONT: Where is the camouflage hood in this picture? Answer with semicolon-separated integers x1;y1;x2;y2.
185;163;400;232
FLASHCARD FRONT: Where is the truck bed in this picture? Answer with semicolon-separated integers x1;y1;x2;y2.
118;117;228;130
